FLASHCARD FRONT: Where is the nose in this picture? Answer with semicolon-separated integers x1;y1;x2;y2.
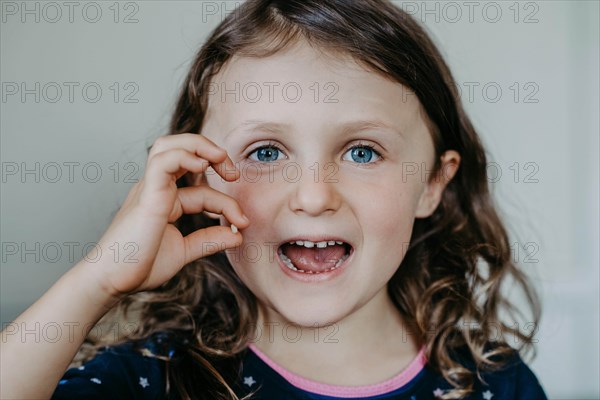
288;163;342;216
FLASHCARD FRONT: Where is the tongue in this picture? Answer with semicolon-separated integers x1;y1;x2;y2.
281;244;346;272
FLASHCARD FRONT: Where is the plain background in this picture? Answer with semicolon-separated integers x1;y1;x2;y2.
1;1;598;398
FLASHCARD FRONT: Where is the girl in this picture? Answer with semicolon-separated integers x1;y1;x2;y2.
1;0;548;399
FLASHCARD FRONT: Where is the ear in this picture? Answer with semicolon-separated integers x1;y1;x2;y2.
415;150;460;218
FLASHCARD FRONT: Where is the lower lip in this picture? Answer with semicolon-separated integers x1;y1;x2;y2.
276;247;354;283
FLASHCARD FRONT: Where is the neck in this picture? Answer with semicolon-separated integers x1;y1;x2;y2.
250;289;422;386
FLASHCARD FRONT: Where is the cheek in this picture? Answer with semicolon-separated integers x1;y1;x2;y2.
218;179;284;260
205;172;271;216
224;180;276;221
371;191;414;241
221;180;284;291
356;174;423;256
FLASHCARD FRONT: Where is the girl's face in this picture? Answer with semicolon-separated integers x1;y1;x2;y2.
202;41;457;328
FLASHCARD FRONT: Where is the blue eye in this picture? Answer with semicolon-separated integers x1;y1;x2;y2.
248;144;284;162
343;145;380;164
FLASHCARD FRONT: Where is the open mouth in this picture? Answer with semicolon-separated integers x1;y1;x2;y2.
277;240;353;274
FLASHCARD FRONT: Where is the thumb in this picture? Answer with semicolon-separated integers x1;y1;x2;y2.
182;225;243;264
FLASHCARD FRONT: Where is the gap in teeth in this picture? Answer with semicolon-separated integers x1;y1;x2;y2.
289;240;344;248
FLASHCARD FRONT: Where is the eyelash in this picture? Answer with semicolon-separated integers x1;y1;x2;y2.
246;141;383;164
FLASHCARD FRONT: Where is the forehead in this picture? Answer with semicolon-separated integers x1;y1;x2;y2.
202;41;425;140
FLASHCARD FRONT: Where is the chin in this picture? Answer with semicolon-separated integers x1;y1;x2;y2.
273;300;353;330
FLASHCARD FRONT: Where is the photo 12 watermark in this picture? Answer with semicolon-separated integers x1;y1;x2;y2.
1;320;140;344
1;161;141;184
1;241;139;264
207;81;340;104
1;1;140;24
1;82;140;104
399;81;541;104
248;321;340;344
393;1;541;24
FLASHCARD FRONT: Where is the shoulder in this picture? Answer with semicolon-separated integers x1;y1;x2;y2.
51;331;187;400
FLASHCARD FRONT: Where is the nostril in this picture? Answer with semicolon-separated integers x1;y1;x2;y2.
289;181;342;216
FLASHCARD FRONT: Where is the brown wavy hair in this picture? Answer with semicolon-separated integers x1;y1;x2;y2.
80;0;542;399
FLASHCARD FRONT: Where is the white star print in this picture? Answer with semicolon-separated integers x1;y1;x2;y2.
243;376;256;387
433;387;444;397
90;377;102;384
482;390;494;400
139;377;150;388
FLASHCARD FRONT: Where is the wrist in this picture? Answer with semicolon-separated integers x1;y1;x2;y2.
70;260;125;312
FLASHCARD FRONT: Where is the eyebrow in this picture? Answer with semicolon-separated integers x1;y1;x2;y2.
225;118;404;139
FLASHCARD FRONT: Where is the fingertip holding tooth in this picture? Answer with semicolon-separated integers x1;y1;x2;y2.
231;224;238;234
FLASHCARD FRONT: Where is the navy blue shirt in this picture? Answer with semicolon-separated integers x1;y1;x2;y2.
52;332;548;399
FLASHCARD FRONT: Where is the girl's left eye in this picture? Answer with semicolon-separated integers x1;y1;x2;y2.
342;144;381;164
247;144;285;162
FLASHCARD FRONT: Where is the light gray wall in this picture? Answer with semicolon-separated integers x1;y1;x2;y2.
1;1;598;398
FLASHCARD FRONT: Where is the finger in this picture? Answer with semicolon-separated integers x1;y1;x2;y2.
182;225;243;265
144;149;213;193
175;186;250;228
208;155;240;183
148;134;240;182
148;133;225;160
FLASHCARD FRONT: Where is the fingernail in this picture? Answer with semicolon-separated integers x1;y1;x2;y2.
231;224;238;234
242;214;249;222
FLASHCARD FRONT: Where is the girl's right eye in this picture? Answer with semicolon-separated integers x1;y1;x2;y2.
247;143;286;163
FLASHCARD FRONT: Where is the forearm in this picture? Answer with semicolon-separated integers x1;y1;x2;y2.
0;261;120;400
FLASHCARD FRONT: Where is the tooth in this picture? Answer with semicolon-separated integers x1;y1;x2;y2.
295;240;304;246
335;241;342;245
231;224;238;234
334;252;349;268
316;241;327;248
303;241;315;248
280;254;298;271
328;241;335;245
289;241;295;245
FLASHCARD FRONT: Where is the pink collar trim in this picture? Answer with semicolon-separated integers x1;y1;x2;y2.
247;343;428;398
